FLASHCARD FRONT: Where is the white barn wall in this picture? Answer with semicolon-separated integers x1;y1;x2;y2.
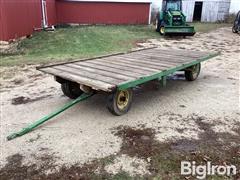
182;0;231;22
201;1;219;22
217;1;231;20
201;0;231;22
182;0;195;22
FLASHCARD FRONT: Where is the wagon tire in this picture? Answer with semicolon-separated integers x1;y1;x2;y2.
61;82;83;99
185;63;201;81
107;89;133;116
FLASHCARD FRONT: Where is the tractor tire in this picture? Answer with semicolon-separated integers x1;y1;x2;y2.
185;63;201;81
61;82;83;99
155;18;160;32
107;89;133;116
159;25;165;35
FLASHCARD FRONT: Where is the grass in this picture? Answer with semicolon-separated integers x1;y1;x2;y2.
0;25;159;66
0;23;231;66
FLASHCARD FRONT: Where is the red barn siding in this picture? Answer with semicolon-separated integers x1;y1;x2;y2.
0;0;7;41
46;0;57;26
0;0;57;41
0;0;42;41
56;1;150;25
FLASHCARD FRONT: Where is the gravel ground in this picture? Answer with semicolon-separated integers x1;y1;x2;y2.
0;27;239;177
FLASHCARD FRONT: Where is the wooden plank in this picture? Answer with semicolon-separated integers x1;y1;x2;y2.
37;47;207;70
125;52;202;60
66;64;133;81
125;48;207;60
132;50;203;59
145;48;208;55
41;68;115;91
110;56;184;67
94;56;159;73
95;58;162;71
75;61;145;77
37;47;157;70
136;52;204;60
121;53;195;64
130;51;198;60
94;57;171;71
122;51;195;60
137;49;208;58
98;57;176;70
82;61;153;76
53;65;124;85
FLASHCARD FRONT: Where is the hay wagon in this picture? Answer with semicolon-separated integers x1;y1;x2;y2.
7;47;219;140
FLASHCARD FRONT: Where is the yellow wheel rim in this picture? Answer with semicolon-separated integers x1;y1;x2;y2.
160;27;165;34
117;90;129;110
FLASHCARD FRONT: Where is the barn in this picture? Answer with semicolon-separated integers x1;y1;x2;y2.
0;0;151;41
182;0;231;22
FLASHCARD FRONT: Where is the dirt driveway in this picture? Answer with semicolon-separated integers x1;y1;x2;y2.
0;27;239;179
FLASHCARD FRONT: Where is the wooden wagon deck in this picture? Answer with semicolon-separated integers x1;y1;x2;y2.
38;48;218;92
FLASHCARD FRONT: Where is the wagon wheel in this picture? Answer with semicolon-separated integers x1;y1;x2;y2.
107;89;133;116
61;82;83;99
185;63;201;81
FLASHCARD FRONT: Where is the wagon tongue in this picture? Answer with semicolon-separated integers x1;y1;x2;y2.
7;93;94;141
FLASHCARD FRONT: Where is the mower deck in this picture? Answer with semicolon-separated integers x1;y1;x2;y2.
163;25;196;36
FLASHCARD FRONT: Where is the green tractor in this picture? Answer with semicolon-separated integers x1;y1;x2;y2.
155;0;195;36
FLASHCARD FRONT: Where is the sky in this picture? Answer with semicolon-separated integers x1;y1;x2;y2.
229;0;240;13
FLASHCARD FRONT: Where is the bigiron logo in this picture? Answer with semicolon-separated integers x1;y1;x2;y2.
181;161;237;179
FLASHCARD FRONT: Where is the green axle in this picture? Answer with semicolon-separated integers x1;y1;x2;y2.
7;93;93;141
